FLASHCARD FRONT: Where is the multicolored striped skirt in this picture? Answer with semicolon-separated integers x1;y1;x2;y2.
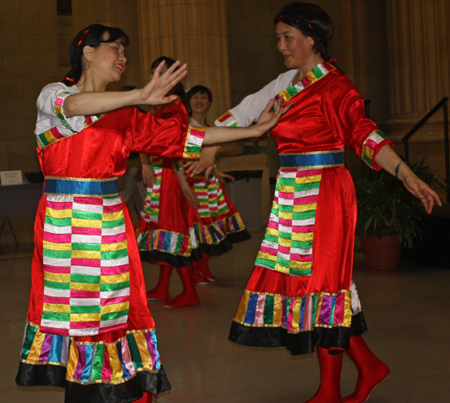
16;177;170;402
229;150;367;355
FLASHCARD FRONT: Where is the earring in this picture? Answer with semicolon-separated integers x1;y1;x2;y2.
85;62;90;70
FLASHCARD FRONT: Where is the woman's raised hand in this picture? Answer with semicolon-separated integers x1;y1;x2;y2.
254;99;293;135
139;60;188;105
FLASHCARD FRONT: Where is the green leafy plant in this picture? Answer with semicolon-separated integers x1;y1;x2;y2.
354;159;447;248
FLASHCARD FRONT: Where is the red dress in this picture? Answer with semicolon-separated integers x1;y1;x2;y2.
225;63;393;355
16;83;205;403
136;99;197;267
136;100;250;266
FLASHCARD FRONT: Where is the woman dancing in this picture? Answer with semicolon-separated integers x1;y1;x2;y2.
16;24;287;403
186;85;251;284
216;3;442;402
136;56;204;308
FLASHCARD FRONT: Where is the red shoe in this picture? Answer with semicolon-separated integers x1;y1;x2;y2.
163;293;199;308
342;364;390;403
192;267;212;285
304;347;343;403
197;254;216;282
343;335;390;403
163;266;200;308
146;288;169;302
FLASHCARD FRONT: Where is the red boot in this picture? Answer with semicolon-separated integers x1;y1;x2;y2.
164;264;200;308
304;347;343;403
133;392;152;402
146;265;172;301
197;253;215;282
191;261;212;285
343;336;390;403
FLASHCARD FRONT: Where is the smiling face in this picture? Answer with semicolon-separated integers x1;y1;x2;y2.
189;91;211;115
85;38;127;84
275;21;322;72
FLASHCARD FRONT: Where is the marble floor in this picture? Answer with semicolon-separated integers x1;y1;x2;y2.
1;231;450;403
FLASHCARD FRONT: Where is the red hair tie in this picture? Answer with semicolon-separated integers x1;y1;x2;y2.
65;76;77;83
77;28;91;47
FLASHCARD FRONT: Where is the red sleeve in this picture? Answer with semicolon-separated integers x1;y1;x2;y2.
118;106;204;160
322;75;393;170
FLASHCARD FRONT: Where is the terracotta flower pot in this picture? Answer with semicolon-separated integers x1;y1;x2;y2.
359;235;401;270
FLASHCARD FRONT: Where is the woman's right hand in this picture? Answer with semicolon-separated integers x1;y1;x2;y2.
142;164;156;187
139;60;188;106
181;183;200;208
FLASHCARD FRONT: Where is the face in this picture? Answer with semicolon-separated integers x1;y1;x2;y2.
86;39;127;83
275;22;316;70
189;92;211;114
150;64;168;79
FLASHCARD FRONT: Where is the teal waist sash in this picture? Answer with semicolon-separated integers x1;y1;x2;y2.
279;150;345;168
44;177;119;197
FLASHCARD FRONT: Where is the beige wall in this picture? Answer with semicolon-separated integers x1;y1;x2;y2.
1;0;447;180
0;0;60;173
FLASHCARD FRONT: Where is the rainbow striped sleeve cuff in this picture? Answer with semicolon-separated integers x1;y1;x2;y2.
361;130;392;170
215;111;239;127
54;92;76;129
183;125;205;159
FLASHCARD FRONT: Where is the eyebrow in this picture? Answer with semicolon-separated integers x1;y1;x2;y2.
276;30;293;36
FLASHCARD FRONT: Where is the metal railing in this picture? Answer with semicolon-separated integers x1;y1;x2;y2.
402;97;449;202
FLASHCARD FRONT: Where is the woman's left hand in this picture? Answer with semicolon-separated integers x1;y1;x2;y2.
215;167;235;185
401;172;442;214
184;145;220;177
139;60;188;105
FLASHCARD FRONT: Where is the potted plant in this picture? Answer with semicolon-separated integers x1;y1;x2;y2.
354;159;446;270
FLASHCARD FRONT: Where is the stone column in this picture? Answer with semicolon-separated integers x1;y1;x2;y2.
386;0;450;169
137;0;231;120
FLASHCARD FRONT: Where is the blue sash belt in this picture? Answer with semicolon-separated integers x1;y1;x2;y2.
279;150;345;168
44;177;119;197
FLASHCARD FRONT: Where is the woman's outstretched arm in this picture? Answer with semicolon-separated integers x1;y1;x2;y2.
186;99;291;176
63;61;187;117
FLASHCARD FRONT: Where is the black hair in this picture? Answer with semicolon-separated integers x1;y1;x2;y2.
63;24;130;86
274;2;333;61
151;56;177;71
186;85;213;117
151;56;186;101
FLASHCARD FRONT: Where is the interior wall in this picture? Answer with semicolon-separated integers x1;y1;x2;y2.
0;0;60;173
0;0;392;177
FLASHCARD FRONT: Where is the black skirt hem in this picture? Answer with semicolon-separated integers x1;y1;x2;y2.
228;312;368;356
140;230;252;266
16;362;171;403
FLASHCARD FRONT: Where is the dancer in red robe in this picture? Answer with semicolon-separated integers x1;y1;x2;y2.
217;4;442;402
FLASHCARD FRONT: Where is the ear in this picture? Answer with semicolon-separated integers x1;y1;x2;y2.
83;45;95;61
307;36;315;47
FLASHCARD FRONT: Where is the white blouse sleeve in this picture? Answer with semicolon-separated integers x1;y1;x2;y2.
36;82;90;133
215;70;297;127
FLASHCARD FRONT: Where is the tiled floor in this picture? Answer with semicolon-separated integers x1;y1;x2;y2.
1;231;450;403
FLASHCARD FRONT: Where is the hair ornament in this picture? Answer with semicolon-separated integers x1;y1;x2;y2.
77;28;91;47
65;76;76;84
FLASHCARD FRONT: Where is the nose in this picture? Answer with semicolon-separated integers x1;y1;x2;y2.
120;52;127;64
277;38;286;52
